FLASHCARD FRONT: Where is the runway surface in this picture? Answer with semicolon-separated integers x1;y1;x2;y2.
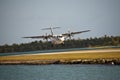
0;46;120;56
19;48;120;56
34;49;120;54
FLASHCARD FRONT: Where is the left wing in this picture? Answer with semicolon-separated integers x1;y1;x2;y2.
23;35;53;40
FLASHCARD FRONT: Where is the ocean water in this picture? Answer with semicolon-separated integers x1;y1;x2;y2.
0;64;120;80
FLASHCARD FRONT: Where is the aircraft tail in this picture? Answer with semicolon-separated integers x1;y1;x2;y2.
41;27;60;35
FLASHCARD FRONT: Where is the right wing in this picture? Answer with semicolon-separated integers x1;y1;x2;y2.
62;30;90;36
62;30;90;39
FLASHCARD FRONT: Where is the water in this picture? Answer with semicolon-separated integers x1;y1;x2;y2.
0;65;120;80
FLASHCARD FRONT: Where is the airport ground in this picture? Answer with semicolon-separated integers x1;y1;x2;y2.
0;48;120;65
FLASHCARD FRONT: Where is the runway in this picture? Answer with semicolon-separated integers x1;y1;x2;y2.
9;48;120;57
25;49;120;56
0;46;120;56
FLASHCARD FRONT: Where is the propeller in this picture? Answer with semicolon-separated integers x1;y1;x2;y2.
66;30;74;40
43;33;49;41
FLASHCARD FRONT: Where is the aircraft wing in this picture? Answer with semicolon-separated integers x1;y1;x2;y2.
62;30;90;36
23;35;53;39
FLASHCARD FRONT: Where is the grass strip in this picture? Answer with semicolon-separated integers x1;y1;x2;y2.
0;52;120;61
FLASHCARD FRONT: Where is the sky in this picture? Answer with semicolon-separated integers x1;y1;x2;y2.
0;0;120;45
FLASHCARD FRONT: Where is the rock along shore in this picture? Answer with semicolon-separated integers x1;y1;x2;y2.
0;58;120;65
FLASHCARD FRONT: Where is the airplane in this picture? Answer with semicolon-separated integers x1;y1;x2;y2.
23;27;90;44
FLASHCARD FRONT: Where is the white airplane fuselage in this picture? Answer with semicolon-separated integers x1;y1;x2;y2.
50;35;65;44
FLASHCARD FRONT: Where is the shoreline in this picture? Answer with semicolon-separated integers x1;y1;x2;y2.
0;58;120;65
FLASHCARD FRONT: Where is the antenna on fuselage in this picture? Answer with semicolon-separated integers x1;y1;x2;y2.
41;27;60;35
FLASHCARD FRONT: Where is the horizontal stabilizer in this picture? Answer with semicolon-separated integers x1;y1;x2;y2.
41;27;60;30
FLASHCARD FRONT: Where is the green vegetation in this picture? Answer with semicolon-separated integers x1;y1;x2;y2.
0;35;120;53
